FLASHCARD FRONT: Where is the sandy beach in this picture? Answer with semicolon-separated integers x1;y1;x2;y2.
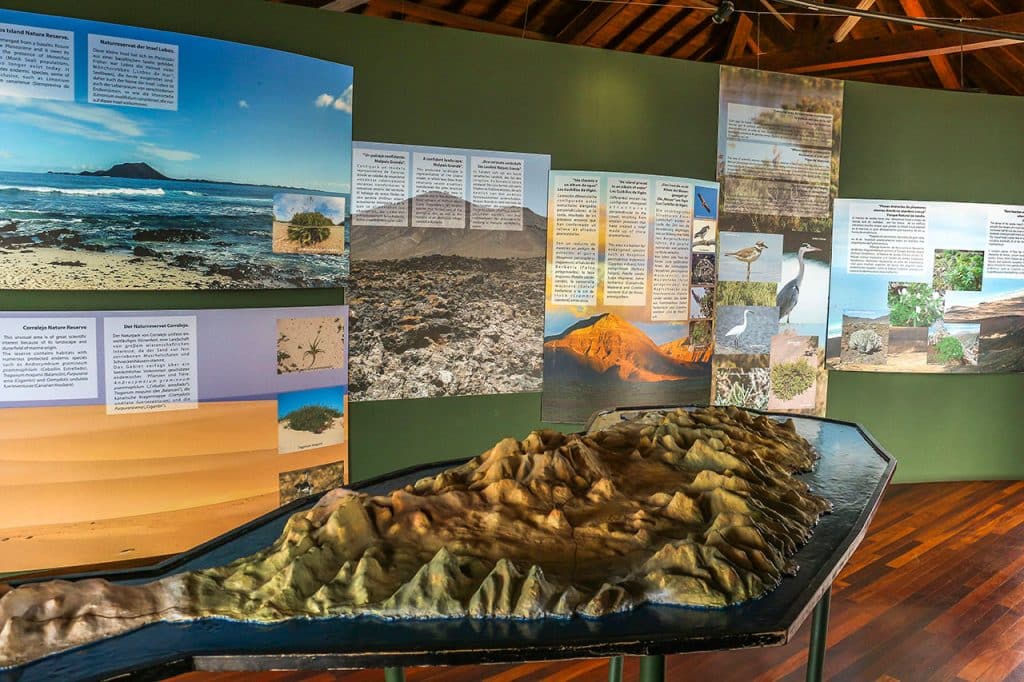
0;400;348;574
276;315;346;374
0;247;234;290
271;220;345;255
278;416;345;454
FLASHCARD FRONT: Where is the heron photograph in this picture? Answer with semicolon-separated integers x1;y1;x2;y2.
715;305;778;354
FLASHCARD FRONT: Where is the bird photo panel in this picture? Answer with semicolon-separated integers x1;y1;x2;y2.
713;66;844;416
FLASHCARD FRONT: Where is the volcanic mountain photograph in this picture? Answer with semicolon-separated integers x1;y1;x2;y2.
542;313;712;423
347;145;550;401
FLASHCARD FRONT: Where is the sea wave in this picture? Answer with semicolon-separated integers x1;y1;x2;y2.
0;185;166;197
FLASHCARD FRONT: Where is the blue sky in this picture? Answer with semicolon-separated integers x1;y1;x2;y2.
277;385;346;419
356;141;550;217
274;193;346;223
0;9;353;192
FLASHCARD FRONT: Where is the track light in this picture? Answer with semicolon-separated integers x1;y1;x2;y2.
711;0;735;24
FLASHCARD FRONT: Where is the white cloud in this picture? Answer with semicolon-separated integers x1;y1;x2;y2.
36;101;143;137
333;84;353;113
0;150;11;159
273;193;346;224
238;99;249;109
137;143;199;162
0;96;145;141
2;110;121;142
314;86;353;113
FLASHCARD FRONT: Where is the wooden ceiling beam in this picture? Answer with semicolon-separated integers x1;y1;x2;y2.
759;0;795;31
724;11;1024;73
898;0;959;89
364;0;551;38
321;0;370;11
970;49;1024;94
662;16;713;58
557;2;626;44
833;0;876;43
726;14;754;59
635;8;695;53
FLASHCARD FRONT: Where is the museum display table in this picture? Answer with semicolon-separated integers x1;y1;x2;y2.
5;408;894;682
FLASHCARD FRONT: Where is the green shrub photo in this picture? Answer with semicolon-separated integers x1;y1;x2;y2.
770;360;815;400
887;282;944;327
932;249;983;292
935;335;965;363
283;405;343;434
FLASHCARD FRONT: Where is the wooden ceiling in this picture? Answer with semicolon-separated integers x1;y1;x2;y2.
278;0;1024;95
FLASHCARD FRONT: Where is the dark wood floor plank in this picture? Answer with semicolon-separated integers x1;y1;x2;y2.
168;480;1024;682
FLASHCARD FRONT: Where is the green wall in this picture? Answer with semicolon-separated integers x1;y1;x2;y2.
1;0;1022;484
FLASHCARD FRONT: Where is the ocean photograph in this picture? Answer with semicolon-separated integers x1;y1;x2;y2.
0;170;349;289
0;9;353;290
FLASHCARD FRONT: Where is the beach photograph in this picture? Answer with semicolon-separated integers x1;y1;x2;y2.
278;460;347;505
272;193;347;255
348;143;550;401
276;315;347;374
0;13;352;289
277;386;347;455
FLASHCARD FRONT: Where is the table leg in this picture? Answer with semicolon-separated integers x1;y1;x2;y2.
608;655;624;682
384;666;406;682
806;586;832;682
638;654;665;682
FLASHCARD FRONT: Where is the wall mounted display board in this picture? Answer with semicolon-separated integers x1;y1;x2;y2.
348;141;550;401
0;305;348;574
542;171;718;423
0;8;353;290
827;199;1024;373
713;66;843;416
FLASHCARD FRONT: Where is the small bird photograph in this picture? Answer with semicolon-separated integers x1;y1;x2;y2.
715;305;779;354
694;186;718;219
719;232;783;283
690;286;714;319
692;220;716;253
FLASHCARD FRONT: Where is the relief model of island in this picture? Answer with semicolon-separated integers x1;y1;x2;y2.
0;406;829;669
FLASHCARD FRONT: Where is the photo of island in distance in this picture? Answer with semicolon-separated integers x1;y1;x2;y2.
0;9;352;290
542;312;712;424
347;143;551;401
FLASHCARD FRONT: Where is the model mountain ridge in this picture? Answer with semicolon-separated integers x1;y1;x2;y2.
0;407;830;669
544;313;703;381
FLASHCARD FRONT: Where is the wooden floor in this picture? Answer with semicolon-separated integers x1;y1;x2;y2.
173;481;1024;682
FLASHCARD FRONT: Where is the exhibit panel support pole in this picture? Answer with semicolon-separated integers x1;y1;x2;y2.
638;654;665;682
384;666;406;682
806;586;832;682
608;655;624;682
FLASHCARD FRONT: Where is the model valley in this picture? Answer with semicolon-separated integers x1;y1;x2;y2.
0;406;829;668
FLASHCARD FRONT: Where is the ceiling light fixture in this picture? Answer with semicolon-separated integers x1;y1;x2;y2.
711;0;735;25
